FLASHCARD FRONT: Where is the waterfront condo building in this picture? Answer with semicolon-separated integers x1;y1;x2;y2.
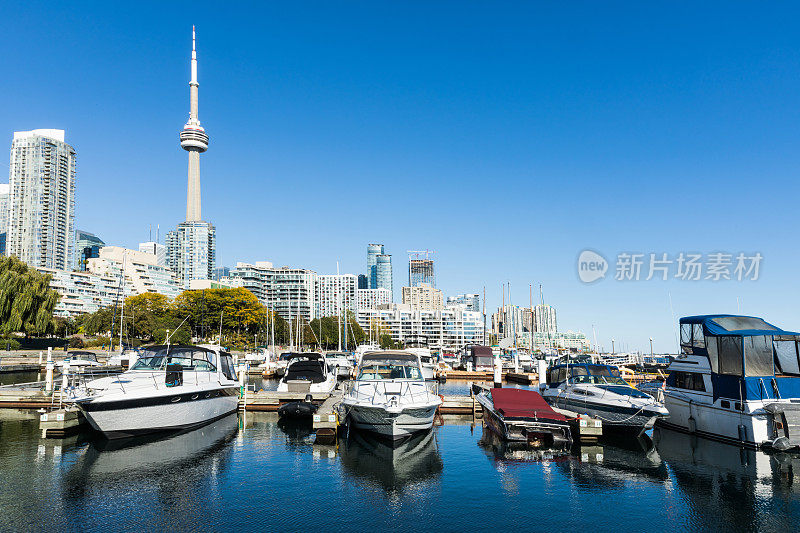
401;283;444;311
367;243;383;288
356;288;391;312
7;129;76;270
533;304;557;333
0;183;8;255
356;303;483;351
446;293;481;312
315;274;357;318
230;261;317;322
88;246;181;299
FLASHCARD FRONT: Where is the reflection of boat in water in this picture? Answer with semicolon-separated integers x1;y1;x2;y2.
276;417;314;443
478;425;571;463
66;413;238;480
653;426;800;530
338;428;443;492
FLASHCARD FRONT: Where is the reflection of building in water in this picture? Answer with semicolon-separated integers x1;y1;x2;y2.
654;427;800;531
338;428;442;493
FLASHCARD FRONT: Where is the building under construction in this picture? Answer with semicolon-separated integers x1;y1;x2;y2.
409;257;435;287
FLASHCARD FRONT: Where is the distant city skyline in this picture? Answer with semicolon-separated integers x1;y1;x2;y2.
1;3;798;351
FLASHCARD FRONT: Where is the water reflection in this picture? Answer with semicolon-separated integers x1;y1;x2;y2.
339;429;443;494
654;427;800;532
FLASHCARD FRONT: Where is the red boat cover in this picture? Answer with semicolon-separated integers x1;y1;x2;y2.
491;388;568;421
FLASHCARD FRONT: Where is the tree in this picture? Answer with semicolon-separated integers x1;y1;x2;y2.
0;256;59;336
379;334;402;350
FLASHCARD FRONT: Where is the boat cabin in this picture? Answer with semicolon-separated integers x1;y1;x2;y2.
670;315;800;402
357;352;423;380
131;344;237;381
66;351;98;363
462;345;494;370
284;356;328;383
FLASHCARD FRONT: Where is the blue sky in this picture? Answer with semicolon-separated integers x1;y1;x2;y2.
1;2;799;352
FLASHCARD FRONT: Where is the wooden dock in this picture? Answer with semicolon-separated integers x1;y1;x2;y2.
312;389;343;444
0;364;41;374
505;372;538;385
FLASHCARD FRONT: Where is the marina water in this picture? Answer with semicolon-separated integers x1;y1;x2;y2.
1;410;799;532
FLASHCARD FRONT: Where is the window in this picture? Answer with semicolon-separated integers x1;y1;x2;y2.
692;324;705;348
718;336;743;376
670;371;706;391
705;337;719;373
774;338;800;375
744;335;774;377
680;324;692;346
712;316;777;332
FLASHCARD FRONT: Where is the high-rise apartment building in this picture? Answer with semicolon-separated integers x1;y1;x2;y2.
375;253;393;296
76;230;105;271
402;284;444;310
315;274;357;318
367;243;383;288
356;288;391;311
533;304;557;333
139;241;166;267
357;274;368;289
167;28;216;288
229;261;317;322
7;129;76;270
355;304;483;350
0;183;8;255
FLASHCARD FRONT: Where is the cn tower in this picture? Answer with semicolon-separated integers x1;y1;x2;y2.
179;26;209;222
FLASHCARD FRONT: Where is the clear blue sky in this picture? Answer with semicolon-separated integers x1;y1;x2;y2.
1;2;799;352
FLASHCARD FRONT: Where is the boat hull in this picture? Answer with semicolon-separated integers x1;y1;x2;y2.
346;403;440;440
544;395;662;434
77;387;240;439
659;392;771;448
477;393;572;446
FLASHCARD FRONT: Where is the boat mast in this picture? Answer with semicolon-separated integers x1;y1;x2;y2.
118;251;127;354
337;262;342;352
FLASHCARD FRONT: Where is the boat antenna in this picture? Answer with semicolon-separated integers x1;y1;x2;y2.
219;309;224;347
166;314;192;353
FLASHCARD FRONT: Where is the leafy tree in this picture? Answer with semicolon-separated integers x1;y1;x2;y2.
379;334;402;350
0;256;60;335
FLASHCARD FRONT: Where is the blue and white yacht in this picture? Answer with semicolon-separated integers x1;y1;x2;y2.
540;361;669;434
660;315;800;450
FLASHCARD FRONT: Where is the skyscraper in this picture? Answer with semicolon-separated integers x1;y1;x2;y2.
166;27;216;288
367;243;383;288
0;183;8;256
7;129;76;270
375;253;393;297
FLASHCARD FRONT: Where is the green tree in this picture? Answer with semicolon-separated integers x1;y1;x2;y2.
0;256;59;336
379;334;402;350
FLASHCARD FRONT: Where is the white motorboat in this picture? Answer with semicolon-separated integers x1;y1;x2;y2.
341;351;442;440
325;352;355;379
57;351;103;369
244;347;272;365
404;347;437;380
660;314;800;450
276;353;337;394
65;344;240;438
106;349;139;368
540;362;669;434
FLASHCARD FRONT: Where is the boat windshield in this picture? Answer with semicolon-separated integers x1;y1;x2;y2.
568;365;627;385
131;346;217;372
357;363;422;380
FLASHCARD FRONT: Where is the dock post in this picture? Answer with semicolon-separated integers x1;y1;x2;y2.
60;362;70;407
39;351;43;366
493;355;502;388
45;348;54;393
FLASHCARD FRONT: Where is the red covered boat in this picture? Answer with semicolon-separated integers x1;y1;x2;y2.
476;386;573;448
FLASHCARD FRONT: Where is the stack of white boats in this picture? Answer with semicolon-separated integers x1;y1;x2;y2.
341;351;442;441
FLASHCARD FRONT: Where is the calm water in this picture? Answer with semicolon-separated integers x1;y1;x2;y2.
1;411;799;532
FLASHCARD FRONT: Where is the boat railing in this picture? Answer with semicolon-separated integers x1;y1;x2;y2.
346;379;435;405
